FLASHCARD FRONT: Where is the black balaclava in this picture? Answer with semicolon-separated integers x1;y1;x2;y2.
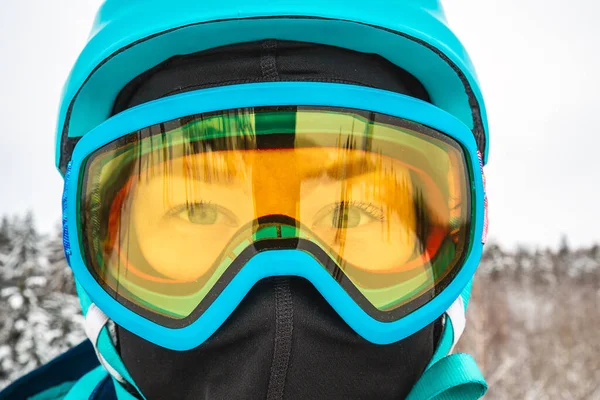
112;40;443;400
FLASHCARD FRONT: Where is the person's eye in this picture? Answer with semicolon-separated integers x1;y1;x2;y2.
168;202;237;227
315;202;384;229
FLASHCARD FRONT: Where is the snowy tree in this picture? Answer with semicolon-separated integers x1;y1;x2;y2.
45;226;76;296
0;217;10;254
458;242;600;400
590;244;600;260
40;229;85;352
0;215;85;388
558;234;570;257
0;213;47;381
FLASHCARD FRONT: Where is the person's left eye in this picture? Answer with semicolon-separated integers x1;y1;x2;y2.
313;202;384;229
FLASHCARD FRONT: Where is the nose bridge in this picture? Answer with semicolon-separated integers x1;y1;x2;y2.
252;150;301;219
252;220;302;241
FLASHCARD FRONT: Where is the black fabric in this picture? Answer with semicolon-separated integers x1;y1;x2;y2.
266;277;294;400
113;40;443;400
112;40;429;114
0;340;99;400
118;278;436;400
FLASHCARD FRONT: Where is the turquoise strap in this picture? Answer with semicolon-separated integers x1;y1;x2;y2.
460;280;473;310
428;278;473;367
408;280;486;400
63;366;107;400
61;364;138;400
28;382;76;400
406;353;487;400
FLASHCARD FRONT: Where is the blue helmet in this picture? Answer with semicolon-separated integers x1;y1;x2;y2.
56;0;488;174
54;2;489;399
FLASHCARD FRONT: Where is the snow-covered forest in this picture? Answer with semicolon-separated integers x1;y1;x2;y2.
0;214;599;399
456;242;600;399
0;214;85;390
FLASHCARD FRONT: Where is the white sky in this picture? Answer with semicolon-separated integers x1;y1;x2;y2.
0;0;598;249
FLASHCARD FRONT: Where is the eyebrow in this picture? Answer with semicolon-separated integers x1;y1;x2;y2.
310;156;379;181
139;156;245;186
141;151;382;184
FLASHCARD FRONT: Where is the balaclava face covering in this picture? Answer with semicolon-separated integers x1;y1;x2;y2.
112;40;443;400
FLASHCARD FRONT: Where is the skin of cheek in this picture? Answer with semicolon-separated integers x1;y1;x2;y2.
337;221;418;271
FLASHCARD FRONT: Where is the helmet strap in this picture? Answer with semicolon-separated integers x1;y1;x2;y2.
406;280;488;400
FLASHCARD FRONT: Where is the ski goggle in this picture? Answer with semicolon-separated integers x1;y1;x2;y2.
63;83;486;350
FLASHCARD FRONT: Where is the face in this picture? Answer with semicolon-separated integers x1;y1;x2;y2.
125;148;419;282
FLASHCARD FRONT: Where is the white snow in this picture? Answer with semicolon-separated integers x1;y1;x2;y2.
8;294;24;310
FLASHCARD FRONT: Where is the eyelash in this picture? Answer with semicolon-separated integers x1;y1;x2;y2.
166;200;385;222
330;201;385;221
167;200;213;217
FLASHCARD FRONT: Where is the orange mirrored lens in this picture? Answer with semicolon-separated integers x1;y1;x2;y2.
80;107;471;323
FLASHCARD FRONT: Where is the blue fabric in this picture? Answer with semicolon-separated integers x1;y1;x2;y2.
461;279;474;309
113;382;138;400
28;382;75;400
63;366;108;400
0;341;100;400
90;376;117;400
55;0;489;168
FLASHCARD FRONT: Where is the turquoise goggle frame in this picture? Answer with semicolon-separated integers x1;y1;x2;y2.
62;82;485;351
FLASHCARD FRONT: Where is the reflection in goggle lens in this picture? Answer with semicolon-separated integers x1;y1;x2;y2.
80;107;471;325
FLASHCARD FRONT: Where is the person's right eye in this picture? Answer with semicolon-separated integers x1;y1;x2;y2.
168;202;238;227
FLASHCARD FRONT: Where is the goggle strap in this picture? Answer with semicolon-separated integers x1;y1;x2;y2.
406;281;486;400
445;295;466;354
428;281;471;369
85;303;126;384
477;151;489;245
84;304;147;399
